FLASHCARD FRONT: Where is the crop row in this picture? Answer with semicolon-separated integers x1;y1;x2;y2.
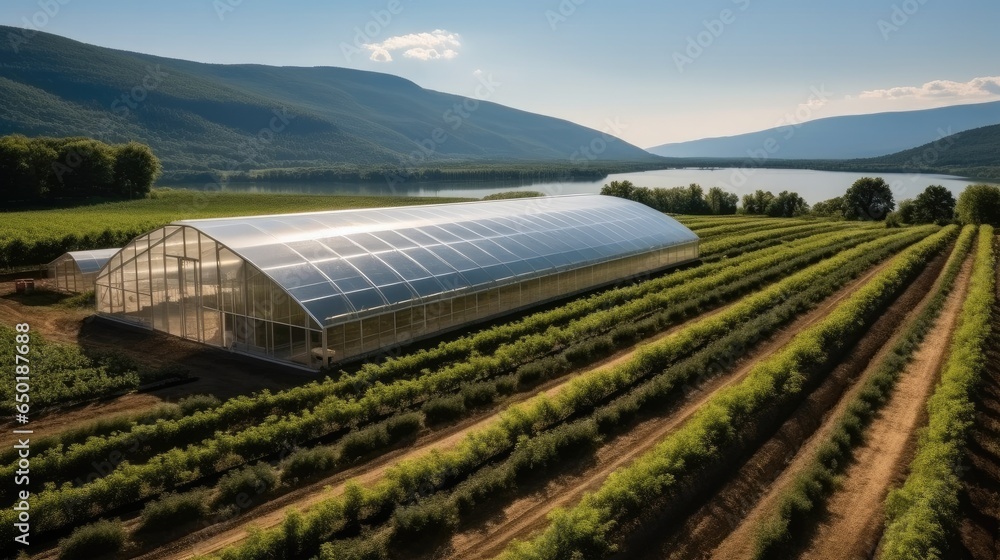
2;226;882;494
880;225;996;560
497;225;957;560
679;217;776;230
306;228;945;559
693;218;809;239
750;224;978;558
0;223;866;471
194;227;935;560
0;227;893;543
0;228;919;543
700;221;869;255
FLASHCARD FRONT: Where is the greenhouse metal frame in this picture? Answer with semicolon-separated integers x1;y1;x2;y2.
48;249;121;293
95;195;699;369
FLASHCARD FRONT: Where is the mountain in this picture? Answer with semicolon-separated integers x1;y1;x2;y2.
0;26;658;175
862;123;1000;168
838;123;1000;180
647;101;1000;159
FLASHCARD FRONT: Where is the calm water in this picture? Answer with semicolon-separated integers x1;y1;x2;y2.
176;168;988;205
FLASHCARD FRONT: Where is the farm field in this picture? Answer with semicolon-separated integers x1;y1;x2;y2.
0;190;473;269
1;214;997;560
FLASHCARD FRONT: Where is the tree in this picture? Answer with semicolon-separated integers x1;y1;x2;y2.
843;177;895;221
600;180;637;200
741;190;775;214
113;142;162;198
811;196;844;218
52;139;115;196
706;186;738;215
896;199;916;223
910;185;955;224
765;191;810;217
955;184;1000;226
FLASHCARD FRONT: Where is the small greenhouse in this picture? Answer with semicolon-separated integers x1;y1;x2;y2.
95;195;699;369
48;249;121;293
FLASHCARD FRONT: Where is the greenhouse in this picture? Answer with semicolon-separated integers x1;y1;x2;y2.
48;249;121;293
95;195;699;369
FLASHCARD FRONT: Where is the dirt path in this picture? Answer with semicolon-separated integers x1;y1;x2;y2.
439;258;898;560
797;257;973;560
137;255;887;560
703;254;972;560
614;244;950;560
126;300;738;560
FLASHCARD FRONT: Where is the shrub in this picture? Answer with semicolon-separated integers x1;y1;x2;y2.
215;463;279;508
58;519;126;560
281;447;338;484
178;394;221;415
138;488;211;532
422;395;466;425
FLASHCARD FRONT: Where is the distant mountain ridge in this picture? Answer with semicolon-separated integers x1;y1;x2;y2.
0;26;658;174
647;101;1000;159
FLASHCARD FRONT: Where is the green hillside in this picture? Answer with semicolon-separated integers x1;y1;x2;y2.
857;123;1000;178
0;27;660;177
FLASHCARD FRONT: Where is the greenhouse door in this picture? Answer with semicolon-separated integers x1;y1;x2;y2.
166;256;202;342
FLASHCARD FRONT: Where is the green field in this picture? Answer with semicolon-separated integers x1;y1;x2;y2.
0;189;472;268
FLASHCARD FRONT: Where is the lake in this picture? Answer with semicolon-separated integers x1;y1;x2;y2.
176;168;987;205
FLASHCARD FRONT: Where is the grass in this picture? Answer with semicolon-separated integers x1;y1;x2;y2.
1;188;472;244
0;189;473;268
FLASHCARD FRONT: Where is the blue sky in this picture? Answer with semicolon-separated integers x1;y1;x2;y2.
3;0;997;147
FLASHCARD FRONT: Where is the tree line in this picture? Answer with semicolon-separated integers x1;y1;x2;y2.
0;135;162;202
600;180;808;217
603;176;1000;226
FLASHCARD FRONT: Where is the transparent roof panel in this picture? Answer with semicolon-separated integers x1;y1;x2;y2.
173;195;698;326
51;249;121;274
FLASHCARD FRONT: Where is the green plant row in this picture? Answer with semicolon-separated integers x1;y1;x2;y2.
0;223;861;472
109;228;907;557
879;225;996;560
676;216;767;229
0;229;917;543
750;224;978;559
2;226;880;494
699;222;862;263
200;227;935;560
309;229;943;560
700;222;870;255
497;225;957;560
693;218;809;239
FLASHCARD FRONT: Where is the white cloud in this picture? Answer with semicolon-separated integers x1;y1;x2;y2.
860;76;1000;100
363;29;461;62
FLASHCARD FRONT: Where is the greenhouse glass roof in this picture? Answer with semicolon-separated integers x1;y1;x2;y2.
174;194;698;325
51;248;122;273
